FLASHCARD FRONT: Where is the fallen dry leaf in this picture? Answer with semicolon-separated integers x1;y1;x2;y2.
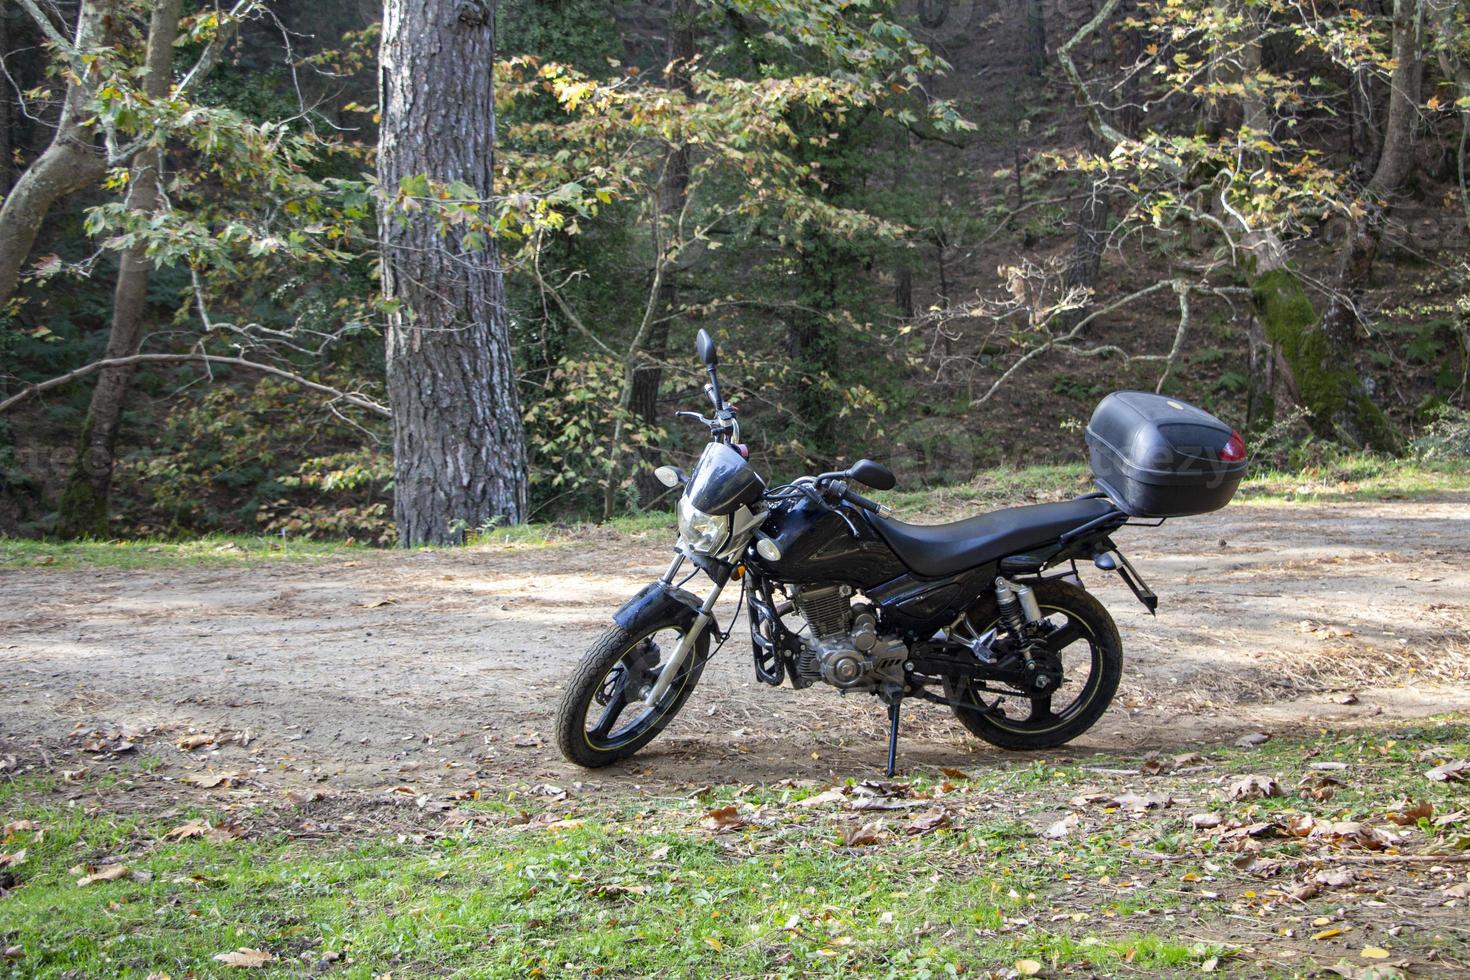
844;819;885;847
796;788;847;808
1386;801;1432;826
3;820;38;836
76;864;130;886
1360;947;1390;960
1315;868;1356;889
905;809;950;835
1229;775;1282;800
213;948;273;969
1234;732;1271;748
698;806;747;834
1425;759;1469;783
182;771;239;789
176;734;213;751
163;820;209;841
1043;813;1080;839
1110;791;1172;812
1440;882;1470;899
0;849;26;868
1015;958;1044;976
1284;880;1321;901
938;766;971;780
1191;812;1223;830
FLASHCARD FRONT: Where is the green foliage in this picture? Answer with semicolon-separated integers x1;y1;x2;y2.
119;378;390;538
523;356;665;515
1411;405;1470;459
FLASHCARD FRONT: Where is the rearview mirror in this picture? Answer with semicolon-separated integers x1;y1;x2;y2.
847;459;895;491
695;329;718;368
653;465;686;489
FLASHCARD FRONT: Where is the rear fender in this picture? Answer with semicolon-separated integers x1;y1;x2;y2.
613;582;702;633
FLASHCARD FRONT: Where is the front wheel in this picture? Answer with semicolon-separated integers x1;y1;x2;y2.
945;578;1122;751
554;617;709;768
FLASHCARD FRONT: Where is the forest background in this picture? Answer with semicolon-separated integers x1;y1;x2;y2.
1;0;1467;546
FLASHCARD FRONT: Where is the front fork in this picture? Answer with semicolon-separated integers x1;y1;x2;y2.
641;553;730;707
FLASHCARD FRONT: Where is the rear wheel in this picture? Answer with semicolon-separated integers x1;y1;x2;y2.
554;618;709;768
944;578;1121;751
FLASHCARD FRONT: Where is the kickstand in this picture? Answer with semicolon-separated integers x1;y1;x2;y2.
885;698;902;778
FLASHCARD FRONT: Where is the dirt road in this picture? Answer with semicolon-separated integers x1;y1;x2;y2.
3;498;1468;803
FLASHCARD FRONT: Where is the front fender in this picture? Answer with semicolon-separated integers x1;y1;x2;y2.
612;582;702;633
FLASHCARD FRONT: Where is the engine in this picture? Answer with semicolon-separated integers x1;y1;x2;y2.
791;585;908;692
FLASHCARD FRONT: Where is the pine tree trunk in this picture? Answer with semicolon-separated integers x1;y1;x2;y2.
0;0;113;310
378;0;528;545
55;0;182;539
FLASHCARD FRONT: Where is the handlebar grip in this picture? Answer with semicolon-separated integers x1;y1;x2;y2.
843;487;884;514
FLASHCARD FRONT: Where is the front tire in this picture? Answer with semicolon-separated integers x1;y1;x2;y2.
554;617;709;768
946;578;1122;751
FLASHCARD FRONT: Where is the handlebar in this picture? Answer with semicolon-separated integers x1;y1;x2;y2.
842;485;885;514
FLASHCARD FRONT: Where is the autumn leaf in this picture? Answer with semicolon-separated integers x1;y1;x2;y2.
76;864;130;886
1015;958;1044;976
163;819;209;841
698;806;747;833
905;809;950;835
1424;760;1468;783
1043;813;1080;839
1386;801;1432;826
844;818;884;847
795;788;847;808
213;948;273;968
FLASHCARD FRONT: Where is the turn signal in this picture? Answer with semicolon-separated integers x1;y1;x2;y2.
1219;430;1246;462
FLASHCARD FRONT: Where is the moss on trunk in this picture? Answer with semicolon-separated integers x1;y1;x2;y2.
55;414;109;539
1251;268;1398;452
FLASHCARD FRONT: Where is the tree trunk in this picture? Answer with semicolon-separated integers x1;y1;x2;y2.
55;0;183;539
1309;0;1421;450
1061;132;1112;330
629;0;695;509
0;0;113;310
379;0;528;545
0;8;13;197
1023;0;1047;77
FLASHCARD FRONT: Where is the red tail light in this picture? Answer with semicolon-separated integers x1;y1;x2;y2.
1219;430;1246;462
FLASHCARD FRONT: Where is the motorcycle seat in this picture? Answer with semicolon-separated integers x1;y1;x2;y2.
869;497;1119;578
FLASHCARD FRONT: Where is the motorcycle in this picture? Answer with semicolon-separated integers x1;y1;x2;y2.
554;330;1249;775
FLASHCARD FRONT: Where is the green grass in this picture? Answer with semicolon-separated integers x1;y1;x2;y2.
3;453;1465;569
3;721;1467;977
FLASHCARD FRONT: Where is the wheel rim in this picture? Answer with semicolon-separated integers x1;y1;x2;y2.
580;625;698;751
950;602;1104;735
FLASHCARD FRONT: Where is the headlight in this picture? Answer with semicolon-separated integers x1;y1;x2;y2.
678;496;729;554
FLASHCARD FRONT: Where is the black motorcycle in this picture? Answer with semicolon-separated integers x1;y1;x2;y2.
554;330;1249;774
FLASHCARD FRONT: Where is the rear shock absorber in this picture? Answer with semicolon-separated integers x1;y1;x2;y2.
994;577;1042;631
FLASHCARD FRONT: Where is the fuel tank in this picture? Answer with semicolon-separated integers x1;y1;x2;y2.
747;495;907;587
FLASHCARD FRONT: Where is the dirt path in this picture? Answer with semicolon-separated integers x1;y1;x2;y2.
3;499;1468;805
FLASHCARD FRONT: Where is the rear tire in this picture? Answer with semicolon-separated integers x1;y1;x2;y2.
947;578;1122;751
554;618;709;769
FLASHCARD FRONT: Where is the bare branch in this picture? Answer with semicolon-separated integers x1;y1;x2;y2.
0;354;390;417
